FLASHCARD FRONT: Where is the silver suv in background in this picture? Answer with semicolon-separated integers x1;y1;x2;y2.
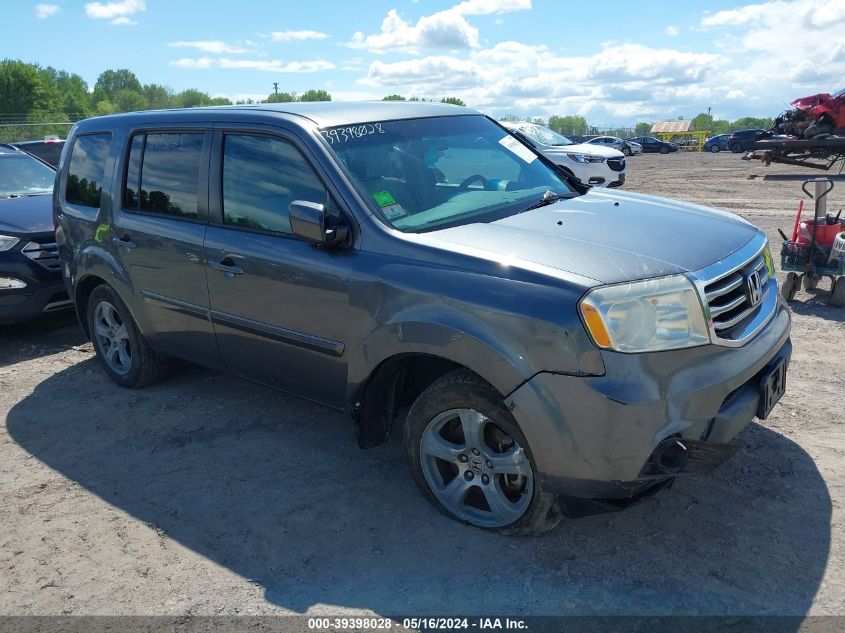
55;102;790;534
500;121;626;188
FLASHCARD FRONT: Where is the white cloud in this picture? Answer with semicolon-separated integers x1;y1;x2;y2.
270;30;330;42
169;40;247;54
666;25;679;36
110;16;136;25
451;0;531;15
34;3;60;18
349;8;480;52
85;0;145;20
170;58;335;73
347;1;531;53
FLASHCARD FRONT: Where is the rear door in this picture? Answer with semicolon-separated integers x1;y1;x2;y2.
203;127;355;407
111;126;222;369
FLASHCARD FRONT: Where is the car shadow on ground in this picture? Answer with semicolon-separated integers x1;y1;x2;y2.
0;311;85;369
7;359;832;616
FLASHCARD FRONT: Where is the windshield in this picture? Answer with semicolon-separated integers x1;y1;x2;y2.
0;153;55;198
513;123;573;147
834;87;845;98
323;115;573;233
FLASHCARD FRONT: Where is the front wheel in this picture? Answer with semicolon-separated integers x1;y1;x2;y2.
729;143;742;153
87;285;168;388
404;370;560;534
710;145;720;153
622;147;631;156
659;146;669;154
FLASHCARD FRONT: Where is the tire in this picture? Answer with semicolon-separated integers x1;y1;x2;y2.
710;145;720;153
729;143;742;153
404;369;560;535
86;284;168;388
622;147;631;156
659;146;669;154
831;278;845;308
781;272;799;302
802;275;819;291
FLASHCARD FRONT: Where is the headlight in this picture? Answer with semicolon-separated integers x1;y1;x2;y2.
0;234;20;251
763;242;776;276
567;153;605;164
579;275;710;352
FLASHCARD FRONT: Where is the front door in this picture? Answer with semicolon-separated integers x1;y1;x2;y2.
111;128;222;369
203;130;354;408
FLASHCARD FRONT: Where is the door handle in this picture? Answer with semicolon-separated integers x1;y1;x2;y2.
113;234;136;250
209;257;244;275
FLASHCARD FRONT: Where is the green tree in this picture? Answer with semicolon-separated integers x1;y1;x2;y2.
298;89;332;102
208;96;233;106
172;89;212;108
0;59;63;117
440;96;466;106
548;115;588;135
634;122;651;135
382;94;406;101
731;116;773;131
93;69;142;102
113;89;147;112
143;84;172;110
265;91;296;103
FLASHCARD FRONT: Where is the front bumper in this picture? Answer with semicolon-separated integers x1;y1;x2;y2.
0;256;69;325
505;298;791;500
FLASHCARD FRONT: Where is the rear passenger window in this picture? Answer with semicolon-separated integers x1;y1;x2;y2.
222;134;326;234
124;132;203;219
66;133;111;208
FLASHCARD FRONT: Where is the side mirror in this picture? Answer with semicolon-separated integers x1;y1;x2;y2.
289;200;348;247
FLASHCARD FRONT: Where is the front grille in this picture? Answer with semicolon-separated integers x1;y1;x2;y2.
22;241;60;270
607;157;626;172
704;253;768;339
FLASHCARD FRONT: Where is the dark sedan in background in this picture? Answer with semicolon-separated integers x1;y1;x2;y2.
0;144;70;325
625;136;679;154
703;134;731;152
727;129;766;153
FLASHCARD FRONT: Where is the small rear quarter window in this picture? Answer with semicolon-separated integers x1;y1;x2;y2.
66;133;111;208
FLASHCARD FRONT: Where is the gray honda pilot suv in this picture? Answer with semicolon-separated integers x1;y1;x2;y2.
55;102;791;534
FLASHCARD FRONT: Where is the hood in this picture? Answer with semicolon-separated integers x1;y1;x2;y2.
418;189;759;285
539;142;623;159
0;194;55;236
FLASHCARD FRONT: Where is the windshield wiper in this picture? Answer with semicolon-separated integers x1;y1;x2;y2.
520;190;571;213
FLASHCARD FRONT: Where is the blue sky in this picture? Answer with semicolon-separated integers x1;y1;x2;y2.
6;0;845;124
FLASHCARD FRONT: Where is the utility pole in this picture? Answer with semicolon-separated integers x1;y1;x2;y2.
708;106;711;117
273;82;279;95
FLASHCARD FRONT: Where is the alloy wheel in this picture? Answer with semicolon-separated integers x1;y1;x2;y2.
93;301;132;375
419;408;533;528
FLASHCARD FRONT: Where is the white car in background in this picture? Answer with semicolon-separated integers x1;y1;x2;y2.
587;135;643;156
501;121;627;188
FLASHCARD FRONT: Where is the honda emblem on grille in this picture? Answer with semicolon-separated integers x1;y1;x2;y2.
745;270;763;306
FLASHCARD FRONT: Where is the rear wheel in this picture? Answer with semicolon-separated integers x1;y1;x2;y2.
729;143;742;153
87;285;168;388
404;370;560;535
803;275;819;291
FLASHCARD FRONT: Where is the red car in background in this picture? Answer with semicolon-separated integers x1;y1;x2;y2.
774;88;845;138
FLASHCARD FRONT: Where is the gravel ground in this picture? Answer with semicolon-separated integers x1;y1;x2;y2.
1;151;843;618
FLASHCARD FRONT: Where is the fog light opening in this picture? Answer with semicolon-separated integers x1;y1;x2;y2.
654;439;689;474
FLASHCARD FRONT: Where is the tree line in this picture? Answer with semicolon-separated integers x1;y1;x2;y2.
1;57;775;143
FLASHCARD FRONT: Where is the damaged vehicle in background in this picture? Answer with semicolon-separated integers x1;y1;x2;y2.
501;121;626;188
772;88;845;139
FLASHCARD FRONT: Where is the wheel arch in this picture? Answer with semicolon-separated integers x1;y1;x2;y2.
72;245;139;338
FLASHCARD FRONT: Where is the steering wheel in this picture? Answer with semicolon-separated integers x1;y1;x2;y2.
457;174;488;191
